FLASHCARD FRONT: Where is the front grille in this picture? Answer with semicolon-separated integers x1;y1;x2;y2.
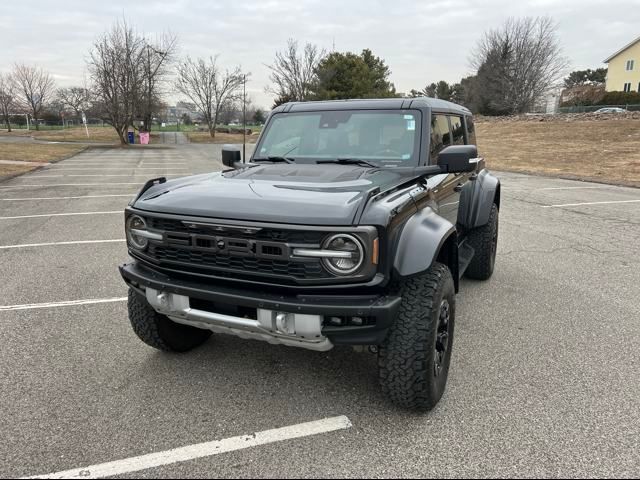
147;244;326;279
148;217;324;244
140;217;332;284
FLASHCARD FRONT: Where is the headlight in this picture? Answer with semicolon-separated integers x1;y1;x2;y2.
321;234;364;275
126;215;150;250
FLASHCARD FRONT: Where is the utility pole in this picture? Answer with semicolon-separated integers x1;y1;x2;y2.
242;74;247;163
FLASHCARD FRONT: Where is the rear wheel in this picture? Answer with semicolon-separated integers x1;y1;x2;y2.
378;263;455;411
465;203;499;280
127;289;211;352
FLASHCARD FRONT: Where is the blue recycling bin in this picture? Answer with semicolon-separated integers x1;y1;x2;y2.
127;131;135;144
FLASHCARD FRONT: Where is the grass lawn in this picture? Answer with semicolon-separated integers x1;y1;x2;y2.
186;132;259;144
0;143;86;177
0;163;37;177
476;118;640;187
33;127;120;143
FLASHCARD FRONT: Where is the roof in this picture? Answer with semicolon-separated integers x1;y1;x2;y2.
274;97;471;116
603;35;640;63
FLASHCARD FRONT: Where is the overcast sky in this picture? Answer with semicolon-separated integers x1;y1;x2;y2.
1;0;638;109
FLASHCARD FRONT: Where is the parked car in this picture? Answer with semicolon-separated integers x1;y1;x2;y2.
119;98;501;411
593;107;627;114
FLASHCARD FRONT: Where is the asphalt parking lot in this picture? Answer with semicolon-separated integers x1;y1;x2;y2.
1;145;639;478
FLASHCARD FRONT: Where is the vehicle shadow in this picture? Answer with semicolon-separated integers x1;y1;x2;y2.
133;334;404;420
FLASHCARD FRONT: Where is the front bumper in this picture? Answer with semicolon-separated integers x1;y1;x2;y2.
119;262;401;348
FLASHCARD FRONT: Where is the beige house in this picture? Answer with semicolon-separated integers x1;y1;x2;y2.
604;36;640;92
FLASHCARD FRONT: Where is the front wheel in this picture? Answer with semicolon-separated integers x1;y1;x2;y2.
127;289;212;352
378;263;456;411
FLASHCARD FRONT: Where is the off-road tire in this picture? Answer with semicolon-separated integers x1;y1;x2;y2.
127;289;211;352
378;263;455;411
465;203;499;280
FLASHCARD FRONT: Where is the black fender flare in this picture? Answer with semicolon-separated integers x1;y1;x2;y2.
458;169;500;229
392;207;458;289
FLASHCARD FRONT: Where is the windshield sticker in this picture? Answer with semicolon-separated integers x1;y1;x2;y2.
402;154;411;160
406;120;416;131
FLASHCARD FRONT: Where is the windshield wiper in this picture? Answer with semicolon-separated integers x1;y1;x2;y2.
252;156;295;164
316;158;378;168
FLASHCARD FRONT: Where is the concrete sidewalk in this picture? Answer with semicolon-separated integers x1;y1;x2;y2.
0;159;50;166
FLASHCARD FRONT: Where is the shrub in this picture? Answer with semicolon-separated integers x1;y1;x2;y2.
597;91;640;106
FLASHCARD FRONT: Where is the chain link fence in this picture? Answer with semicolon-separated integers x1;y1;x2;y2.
558;104;640;113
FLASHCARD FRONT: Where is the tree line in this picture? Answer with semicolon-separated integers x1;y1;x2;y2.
1;15;623;143
0;20;262;143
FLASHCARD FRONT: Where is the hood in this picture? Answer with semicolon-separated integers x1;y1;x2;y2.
133;164;411;225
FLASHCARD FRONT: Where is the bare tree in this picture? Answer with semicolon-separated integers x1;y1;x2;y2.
88;20;143;144
56;86;92;117
0;73;16;132
175;56;245;138
12;64;55;130
266;39;325;103
138;33;177;131
471;17;567;115
88;20;174;143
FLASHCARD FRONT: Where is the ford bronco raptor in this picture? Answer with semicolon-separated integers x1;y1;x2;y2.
119;98;500;411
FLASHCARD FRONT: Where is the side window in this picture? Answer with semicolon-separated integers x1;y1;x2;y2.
465;115;477;145
430;114;451;162
449;116;465;145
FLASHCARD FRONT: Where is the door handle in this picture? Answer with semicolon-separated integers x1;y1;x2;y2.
454;183;464;192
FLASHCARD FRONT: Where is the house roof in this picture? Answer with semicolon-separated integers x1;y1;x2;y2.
604;35;640;63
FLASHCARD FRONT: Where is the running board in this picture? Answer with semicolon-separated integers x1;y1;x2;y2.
458;240;475;279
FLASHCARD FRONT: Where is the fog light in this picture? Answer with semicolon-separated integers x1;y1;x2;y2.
275;312;295;335
351;316;364;326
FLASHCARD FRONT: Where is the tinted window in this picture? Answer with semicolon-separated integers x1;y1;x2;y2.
430;114;451;162
465;115;477;145
450;116;465;145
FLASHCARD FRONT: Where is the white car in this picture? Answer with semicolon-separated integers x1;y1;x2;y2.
594;107;627;114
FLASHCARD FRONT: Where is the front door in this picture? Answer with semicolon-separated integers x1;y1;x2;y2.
429;114;465;225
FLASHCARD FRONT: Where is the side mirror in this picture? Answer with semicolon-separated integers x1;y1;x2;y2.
437;145;478;173
221;145;241;168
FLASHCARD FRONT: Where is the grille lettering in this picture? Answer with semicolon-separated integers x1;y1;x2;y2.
163;233;290;260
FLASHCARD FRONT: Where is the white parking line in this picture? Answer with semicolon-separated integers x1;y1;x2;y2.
0;183;143;188
542;199;640;208
1;195;132;201
0;239;125;250
22;416;352;479
539;186;617;191
28;174;190;178
0;211;121;220
0;297;127;312
48;168;188;170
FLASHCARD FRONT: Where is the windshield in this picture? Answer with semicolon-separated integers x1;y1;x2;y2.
255;110;421;166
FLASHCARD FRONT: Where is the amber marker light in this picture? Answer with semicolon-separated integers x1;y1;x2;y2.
372;238;379;265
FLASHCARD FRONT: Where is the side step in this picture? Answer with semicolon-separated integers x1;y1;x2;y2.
458;240;475;279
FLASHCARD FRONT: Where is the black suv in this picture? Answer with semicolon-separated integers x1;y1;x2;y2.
119;98;500;411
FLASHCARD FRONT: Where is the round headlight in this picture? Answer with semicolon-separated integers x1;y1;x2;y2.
126;215;149;250
322;234;364;275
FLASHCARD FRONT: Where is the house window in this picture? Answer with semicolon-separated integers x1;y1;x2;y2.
624;83;632;93
626;60;635;71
